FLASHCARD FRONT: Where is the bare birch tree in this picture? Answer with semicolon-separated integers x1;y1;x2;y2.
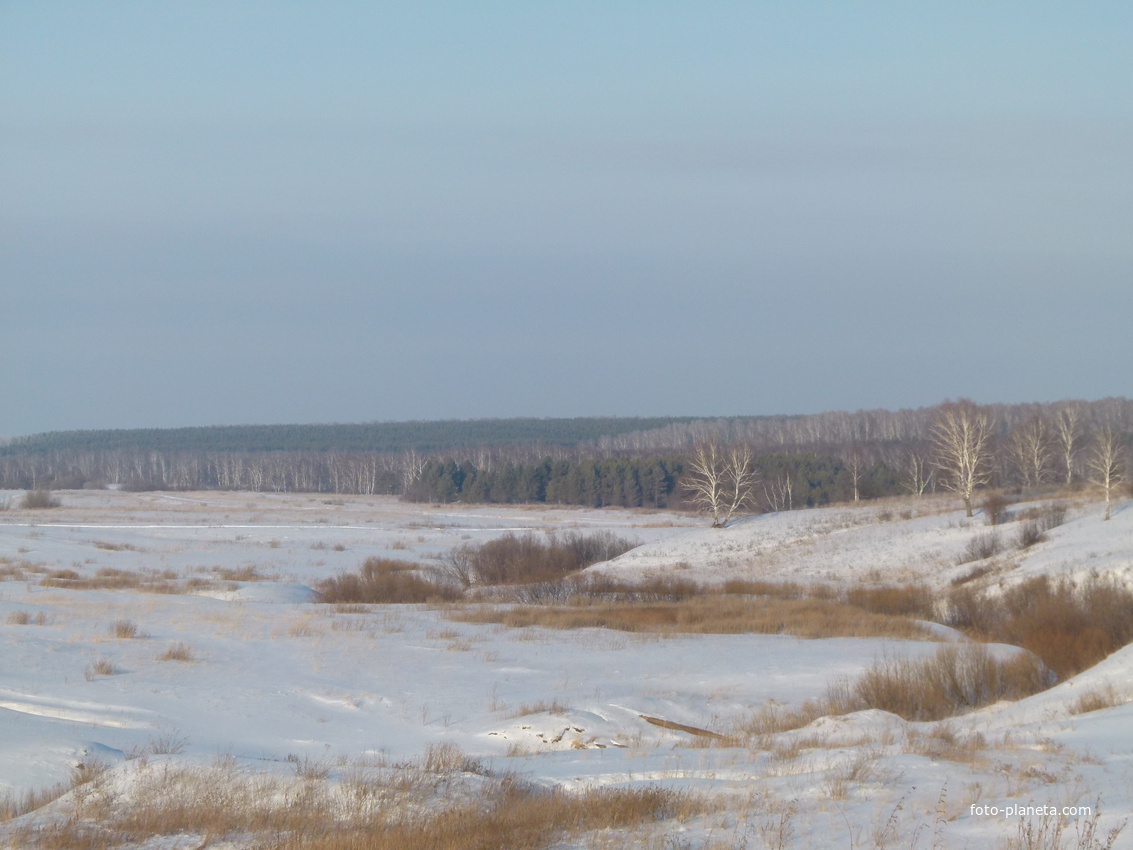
763;471;794;512
1054;404;1083;485
844;446;865;502
931;401;995;517
682;442;759;528
902;445;934;496
1007;415;1052;488
1086;428;1125;521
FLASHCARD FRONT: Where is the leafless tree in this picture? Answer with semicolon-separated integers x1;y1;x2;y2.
1007;415;1053;488
844;445;866;502
682;442;759;527
1054;404;1083;485
931;400;995;517
763;471;794;513
401;449;425;494
1086;428;1125;521
902;444;935;496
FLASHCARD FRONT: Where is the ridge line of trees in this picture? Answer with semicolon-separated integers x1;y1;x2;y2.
0;400;1128;515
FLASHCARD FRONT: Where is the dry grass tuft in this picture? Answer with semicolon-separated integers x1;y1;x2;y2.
84;658;119;679
906;723;987;764
92;540;140;552
7;610;49;626
109;619;143;639
157;642;195;662
511;699;569;718
1070;683;1122;715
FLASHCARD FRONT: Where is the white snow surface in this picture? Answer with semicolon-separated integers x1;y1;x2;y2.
1;489;1131;847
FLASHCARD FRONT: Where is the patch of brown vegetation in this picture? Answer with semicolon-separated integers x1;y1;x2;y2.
316;558;461;604
452;594;930;639
947;574;1133;680
5;747;699;850
157;642;194;662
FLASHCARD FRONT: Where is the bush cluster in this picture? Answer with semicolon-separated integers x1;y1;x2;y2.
316;558;461;604
20;490;61;509
441;531;636;587
847;645;1050;721
947;575;1133;679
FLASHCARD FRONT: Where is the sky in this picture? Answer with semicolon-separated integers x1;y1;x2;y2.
2;2;1131;435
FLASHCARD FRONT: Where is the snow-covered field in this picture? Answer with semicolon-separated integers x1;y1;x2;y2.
1;489;1131;848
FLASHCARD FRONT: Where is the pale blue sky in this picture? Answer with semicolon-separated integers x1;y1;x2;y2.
2;2;1131;434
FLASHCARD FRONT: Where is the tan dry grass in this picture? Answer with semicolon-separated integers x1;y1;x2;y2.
451;595;930;640
157;642;194;662
108;619;142;639
83;658;119;679
6;610;49;626
39;567;217;595
947;574;1133;680
6;747;700;850
731;644;1049;740
1070;682;1121;715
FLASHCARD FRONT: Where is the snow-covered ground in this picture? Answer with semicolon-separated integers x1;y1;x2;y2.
1;490;1131;848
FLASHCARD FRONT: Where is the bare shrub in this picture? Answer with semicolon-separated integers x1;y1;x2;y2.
981;492;1010;526
20;490;61;509
1016;519;1047;549
951;563;998;586
316;558;461;604
961;532;1001;563
850;645;1049;721
946;575;1133;680
437;547;474;589
457;531;636;586
1037;501;1067;530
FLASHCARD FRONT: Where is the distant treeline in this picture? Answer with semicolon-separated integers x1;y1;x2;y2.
0;417;701;457
1;399;1128;511
403;454;897;509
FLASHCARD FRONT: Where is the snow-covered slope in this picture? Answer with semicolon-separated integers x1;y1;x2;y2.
1;490;1130;848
